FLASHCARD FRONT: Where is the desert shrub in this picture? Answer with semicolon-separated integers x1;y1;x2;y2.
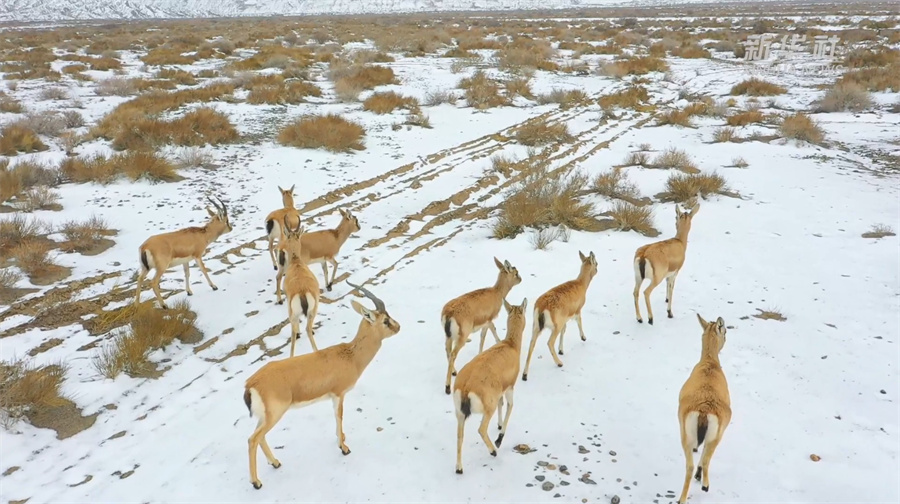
424;89;457;106
652;147;699;173
608;201;655;234
816;81;872;112
598;85;651;111
247;81;321;105
600;56;668;77
592;169;640;200
726;110;766;126
59;215;111;253
277;113;365;152
141;48;197;66
515;118;573;146
779;112;825;145
0;92;24;113
403;110;432;129
0;267;21;289
106;106;239;151
671;42;710;59
536;88;589;109
730;78;786;96
20;186;61;212
836;63;900;92
655;108;694;127
622;151;650;167
843;48;900;68
16;111;66;137
665;172;727;202
38;87;70;101
175;146;215;169
60;151;179;184
458;70;510;110
0;124;48;156
504;77;534;100
492;164;595;239
731;156;749;168
95;77;140;96
712;127;740;143
90;56;122;71
496;38;558;72
330;63;397;99
155;68;197;85
861;223;896;239
0;214;45;255
0;357;68;428
92;300;200;379
9;241;65;281
362;91;420;114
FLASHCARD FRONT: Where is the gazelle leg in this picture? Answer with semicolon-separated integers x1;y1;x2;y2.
150;267;167;310
134;267;148;305
677;418;695;504
327;257;339;290
522;321;542;381
478;327;489;353
306;298;319;352
633;271;644;323
319;261;329;292
267;234;277;270
455;411;466;474
698;427;724;491
643;276;663;325
332;394;350;455
445;332;467;394
546;324;564;367
666;272;678;319
194;256;218;291
558;321;568;355
477;408;498;456
288;299;299;358
496;388;514;446
182;263;193;296
575;311;586;341
488;321;500;344
496;396;504;431
247;408;286;490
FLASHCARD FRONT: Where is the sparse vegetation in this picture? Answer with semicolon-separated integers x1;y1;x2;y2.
492;163;596;239
330;63;397;101
598;85;652;111
592;169;641;200
712;126;740;143
0;124;48;156
60;151;179;184
92;300;201;379
753;308;787;322
622;151;650;167
600;56;668;77
1;357;69;429
862;223;896;239
608;201;656;235
730;78;787;96
836;63;900;92
20;186;61;212
726;110;766;127
0;215;45;257
363;91;420;114
780;112;825;145
537;88;589;109
731;156;749;168
458;70;510;110
0;267;21;290
664;172;728;202
514;118;573;146
816;82;873;112
652;147;700;173
277;113;366;152
59;215;112;253
9;241;68;284
424;89;457;106
0;92;24;113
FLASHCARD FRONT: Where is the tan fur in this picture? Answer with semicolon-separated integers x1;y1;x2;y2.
134;196;232;310
676;314;732;504
522;251;598;380
297;207;361;291
265;185;301;270
244;284;401;490
276;217;321;357
441;257;522;395
452;298;527;475
633;200;700;325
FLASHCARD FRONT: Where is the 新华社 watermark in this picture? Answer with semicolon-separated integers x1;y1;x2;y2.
741;33;844;76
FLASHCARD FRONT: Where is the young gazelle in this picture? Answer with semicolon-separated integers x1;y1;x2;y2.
677;314;732;504
299;208;361;291
264;185;301;270
135;196;232;310
452;297;527;475
521;251;597;381
278;216;320;357
244;281;401;490
441;257;522;394
633;200;700;325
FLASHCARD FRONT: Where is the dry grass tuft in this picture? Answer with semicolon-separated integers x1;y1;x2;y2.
0;124;48;156
60;151;179;184
861;223;896;239
537;88;589;109
656;108;694;127
664;172;728;202
330;63;397;101
779;113;825;145
38;87;70;101
600;56;668;77
608;201;656;235
753;308;787;322
529;226;569;251
20;186;61;212
9;241;67;283
730;78;787;96
363;91;420;114
836;63;900;92
592;169;640;200
277;113;366;152
0;267;21;290
731;156;749;168
0;159;59;204
671;42;710;59
492;164;595;239
652;147;700;173
598;85;651;111
424;89;457;106
403;110;432;129
726;110;766;127
1;357;69;429
503;77;534;100
514;118;573;146
93;300;200;379
843;48;900;69
712;126;740;143
623;151;651;167
816;82;872;112
246;81;321;105
0;214;45;257
0;92;24;113
458;70;510;110
15;111;66;137
59;215;112;253
496;37;558;72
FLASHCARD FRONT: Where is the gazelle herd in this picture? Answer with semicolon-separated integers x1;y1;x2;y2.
132;186;730;503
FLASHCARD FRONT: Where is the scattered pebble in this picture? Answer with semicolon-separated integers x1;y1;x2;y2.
611;495;621;504
542;481;555;491
514;444;536;454
553;493;561;498
810;454;821;462
376;427;383;432
526;483;534;488
578;445;590;454
609;450;617;456
580;473;597;485
536;475;546;482
560;480;570;486
559;464;568;473
538;461;549;467
547;464;557;470
880;389;886;394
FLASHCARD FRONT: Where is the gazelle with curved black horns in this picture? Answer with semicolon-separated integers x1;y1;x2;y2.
243;280;401;490
264;184;301;270
278;215;320;357
441;257;522;395
633;197;700;325
298;208;361;291
134;195;232;309
677;314;732;504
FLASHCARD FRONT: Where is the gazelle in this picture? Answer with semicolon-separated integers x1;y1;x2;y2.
441;257;522;395
134;196;232;310
452;297;527;475
677;314;732;504
299;207;361;291
521;251;597;381
243;280;401;490
264;184;301;270
633;200;700;325
278;216;320;357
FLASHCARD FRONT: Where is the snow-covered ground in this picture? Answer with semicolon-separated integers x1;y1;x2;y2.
1;13;899;504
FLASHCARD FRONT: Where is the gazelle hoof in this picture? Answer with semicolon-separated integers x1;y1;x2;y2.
495;433;504;446
186;292;193;296
452;371;457;376
252;481;262;490
637;318;642;323
273;265;278;271
456;468;463;474
212;286;219;291
272;461;282;468
695;466;702;480
445;385;451;395
668;312;673;319
558;350;564;355
341;447;351;456
326;284;333;292
522;373;528;381
557;363;563;368
701;485;709;492
648;318;654;325
490;450;497;457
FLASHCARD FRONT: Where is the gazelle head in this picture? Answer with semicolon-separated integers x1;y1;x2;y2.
205;195;232;235
697;313;727;353
493;256;522;289
502;297;528;333
278;184;296;208
577;250;598;280
338;208;361;234
347;280;401;339
281;215;304;255
674;199;700;236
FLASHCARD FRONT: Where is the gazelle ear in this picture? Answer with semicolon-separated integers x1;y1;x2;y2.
290;184;295;192
503;299;512;313
690;201;701;216
579;250;586;262
351;300;375;324
716;316;725;329
494;256;504;270
206;206;217;218
503;260;512;271
696;313;708;328
519;297;528;310
675;205;683;217
278;185;285;192
589;251;597;264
